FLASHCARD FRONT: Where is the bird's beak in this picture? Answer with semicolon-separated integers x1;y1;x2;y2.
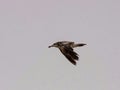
48;44;55;48
48;45;52;48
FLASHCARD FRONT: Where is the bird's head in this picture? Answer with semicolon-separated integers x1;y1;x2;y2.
48;42;62;48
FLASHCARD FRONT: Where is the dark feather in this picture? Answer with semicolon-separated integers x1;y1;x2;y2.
64;46;79;60
73;43;86;48
63;53;76;65
59;46;79;65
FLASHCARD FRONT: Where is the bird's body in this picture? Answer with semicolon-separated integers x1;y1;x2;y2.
49;41;86;65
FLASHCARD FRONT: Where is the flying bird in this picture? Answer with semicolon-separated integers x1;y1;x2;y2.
48;41;86;65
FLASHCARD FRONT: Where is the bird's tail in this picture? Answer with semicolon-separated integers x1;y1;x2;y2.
73;43;86;48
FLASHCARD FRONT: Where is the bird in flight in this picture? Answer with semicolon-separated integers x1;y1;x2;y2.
48;41;86;65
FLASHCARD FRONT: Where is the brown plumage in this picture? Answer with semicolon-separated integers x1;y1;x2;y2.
48;41;86;65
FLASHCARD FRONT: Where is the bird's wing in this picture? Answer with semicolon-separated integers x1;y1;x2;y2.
59;46;79;65
65;46;79;60
61;41;74;45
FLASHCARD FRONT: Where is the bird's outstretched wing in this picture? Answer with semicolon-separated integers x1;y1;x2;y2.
59;46;79;65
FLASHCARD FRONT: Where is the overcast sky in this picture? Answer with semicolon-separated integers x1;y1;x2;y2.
0;0;120;90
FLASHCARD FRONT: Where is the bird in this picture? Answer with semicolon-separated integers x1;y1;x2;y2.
48;41;86;65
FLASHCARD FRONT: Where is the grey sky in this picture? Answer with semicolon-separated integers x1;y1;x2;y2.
0;0;120;90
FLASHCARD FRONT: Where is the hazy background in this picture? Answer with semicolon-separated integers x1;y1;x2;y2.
0;0;120;90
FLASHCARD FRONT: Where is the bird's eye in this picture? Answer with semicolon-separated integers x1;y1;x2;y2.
53;43;57;45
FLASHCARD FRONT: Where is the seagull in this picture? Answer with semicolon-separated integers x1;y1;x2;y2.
48;41;86;65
